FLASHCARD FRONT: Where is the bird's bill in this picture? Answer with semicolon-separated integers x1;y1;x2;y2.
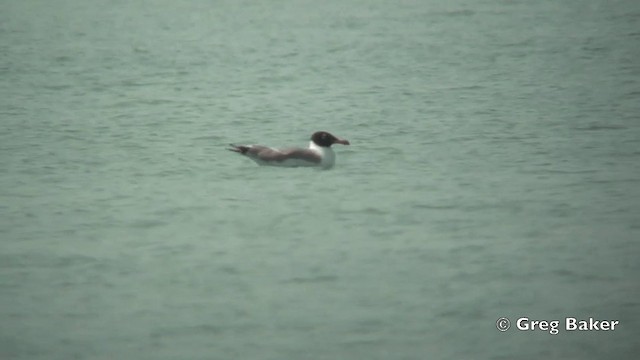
334;137;350;145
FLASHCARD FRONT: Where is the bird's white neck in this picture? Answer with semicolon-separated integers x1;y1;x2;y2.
309;141;335;168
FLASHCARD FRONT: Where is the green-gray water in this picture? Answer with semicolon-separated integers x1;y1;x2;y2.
2;0;639;359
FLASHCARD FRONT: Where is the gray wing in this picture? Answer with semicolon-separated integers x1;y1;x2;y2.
229;144;321;164
275;148;322;164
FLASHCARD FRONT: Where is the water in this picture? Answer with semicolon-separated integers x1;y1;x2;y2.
1;0;639;359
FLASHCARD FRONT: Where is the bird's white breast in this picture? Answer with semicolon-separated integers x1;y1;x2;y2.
309;141;336;169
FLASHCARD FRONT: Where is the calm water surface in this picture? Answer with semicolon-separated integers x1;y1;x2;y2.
1;0;639;359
